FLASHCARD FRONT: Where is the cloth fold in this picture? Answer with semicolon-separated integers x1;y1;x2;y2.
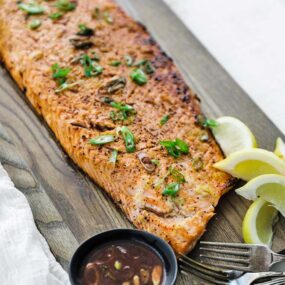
0;163;70;285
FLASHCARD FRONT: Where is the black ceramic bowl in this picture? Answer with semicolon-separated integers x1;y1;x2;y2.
69;229;178;285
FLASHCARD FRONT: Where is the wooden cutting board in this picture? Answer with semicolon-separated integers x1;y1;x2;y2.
0;0;284;284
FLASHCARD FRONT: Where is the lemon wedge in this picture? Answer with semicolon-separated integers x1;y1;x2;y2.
242;198;278;246
274;137;285;161
214;148;285;181
236;174;285;217
212;116;257;156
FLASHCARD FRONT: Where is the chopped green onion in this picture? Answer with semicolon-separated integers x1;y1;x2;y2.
109;149;118;164
54;81;81;93
169;167;186;183
89;135;115;145
124;55;133;67
133;59;147;67
192;157;204;171
200;133;209;142
28;19;41;30
160;114;169;126
56;0;76;12
163;182;180;197
144;61;155;74
49;12;63;20
160;139;189;158
110;111;126;121
103;11;113;24
18;2;46;15
118;126;135;153
110;101;134;112
132;59;155;74
77;24;94;36
51;63;71;85
130;68;147;85
196;115;218;129
109;61;121;67
151;159;160;166
81;54;103;77
103;98;135;121
203;119;218;128
114;260;122;270
175;138;189;153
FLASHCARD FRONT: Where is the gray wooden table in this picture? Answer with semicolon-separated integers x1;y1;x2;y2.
0;1;284;284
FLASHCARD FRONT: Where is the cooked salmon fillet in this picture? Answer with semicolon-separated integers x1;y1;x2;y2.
0;0;234;253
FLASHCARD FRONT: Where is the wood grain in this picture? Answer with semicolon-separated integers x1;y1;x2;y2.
0;123;79;271
0;0;284;284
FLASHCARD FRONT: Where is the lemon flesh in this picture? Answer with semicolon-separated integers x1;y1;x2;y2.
274;137;285;161
242;198;278;246
236;174;285;217
212;116;257;156
214;149;285;181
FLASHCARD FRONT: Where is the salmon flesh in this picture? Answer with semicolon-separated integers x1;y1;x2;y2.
0;0;234;253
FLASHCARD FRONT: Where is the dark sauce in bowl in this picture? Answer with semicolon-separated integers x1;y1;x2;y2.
79;240;165;285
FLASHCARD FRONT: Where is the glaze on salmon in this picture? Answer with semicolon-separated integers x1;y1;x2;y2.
0;0;233;253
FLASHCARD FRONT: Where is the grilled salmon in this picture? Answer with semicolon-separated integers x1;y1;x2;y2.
0;0;233;253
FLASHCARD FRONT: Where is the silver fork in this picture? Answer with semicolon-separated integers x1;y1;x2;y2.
199;241;285;272
179;254;285;285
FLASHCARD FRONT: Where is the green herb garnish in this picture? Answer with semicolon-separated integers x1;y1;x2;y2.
200;133;209;142
110;61;121;67
89;135;115;145
81;54;103;77
160;138;189;158
51;63;71;85
160;115;169;126
203;119;218;128
192;157;204;171
144;61;155;74
117;126;135;153
28;19;41;30
103;11;113;24
163;182;180;197
77;24;94;36
49;12;63;20
133;59;147;67
151;159;160;166
18;2;46;15
130;68;147;85
109;149;118;164
196;115;218;129
100;77;126;94
103;97;135;121
56;0;76;12
169;167;186;183
124;55;133;67
54;81;81;93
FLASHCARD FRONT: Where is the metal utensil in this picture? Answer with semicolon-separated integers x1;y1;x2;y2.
199;241;285;272
179;254;285;285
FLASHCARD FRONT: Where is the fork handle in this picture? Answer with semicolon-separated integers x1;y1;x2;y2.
272;253;285;263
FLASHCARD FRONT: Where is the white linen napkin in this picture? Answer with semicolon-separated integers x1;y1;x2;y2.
0;163;70;285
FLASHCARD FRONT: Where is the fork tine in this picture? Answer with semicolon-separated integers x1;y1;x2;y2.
200;241;252;249
178;254;229;278
180;266;228;285
200;254;250;265
179;258;228;280
200;247;251;257
259;278;285;285
201;260;249;272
